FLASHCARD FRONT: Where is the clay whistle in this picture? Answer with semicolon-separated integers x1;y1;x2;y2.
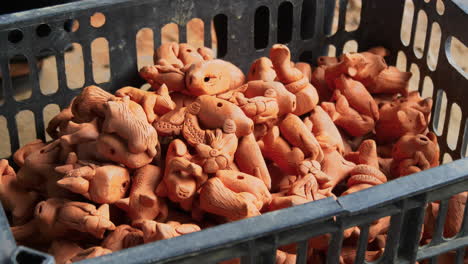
56;161;130;204
185;59;245;96
199;177;261;221
235;133;272;189
280;113;323;162
141;220;201;243
259;126;305;175
320;148;355;191
241;80;296;116
304;105;345;154
0;159;39;225
376;92;432;143
367;66;412;95
216;170;272;207
247;57;277;82
334;74;379;120
139;64;186;92
115;164;167;227
178;43;206;65
71;85;115;123
270;44;319;115
102;96;158;157
193;127;238;173
13;198;115;241
322;90;376;137
154;42;184;68
187;95;254;137
115;85;176;123
157;139;205;211
342;140;387;196
391;132;440;177
101;224;144;251
96;133;155;169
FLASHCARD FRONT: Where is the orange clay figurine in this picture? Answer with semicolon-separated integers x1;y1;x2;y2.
71;85;116;123
141;220;201;243
322;90;376;137
241;80;296;117
156;139;206;211
115;165;168;227
235;133;272;189
139;63;186;92
101;224;144;251
259;126;306;175
185;59;245;96
193;126;239;174
115;85;176;123
270;44;319;116
333;74;379;121
96;133;155;169
12;198;115;242
343;140;387;196
186;95;254;138
156;139;207;211
376;91;433;143
391;132;440;177
279;113;323;162
247;57;277;82
303;105;345;154
102;96;158;157
199;170;271;221
269;160;330;211
55;159;130;204
0;159;39;225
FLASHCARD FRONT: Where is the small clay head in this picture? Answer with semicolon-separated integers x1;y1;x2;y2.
185;60;233;96
247;57;276;82
189;95;254;137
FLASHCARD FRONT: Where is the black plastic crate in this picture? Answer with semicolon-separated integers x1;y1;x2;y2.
0;0;467;263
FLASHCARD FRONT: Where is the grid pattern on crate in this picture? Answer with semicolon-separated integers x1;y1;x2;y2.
0;0;467;263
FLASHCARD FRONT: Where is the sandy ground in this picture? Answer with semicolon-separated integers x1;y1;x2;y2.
1;1;466;160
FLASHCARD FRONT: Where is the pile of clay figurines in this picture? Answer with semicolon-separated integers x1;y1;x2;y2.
1;42;460;264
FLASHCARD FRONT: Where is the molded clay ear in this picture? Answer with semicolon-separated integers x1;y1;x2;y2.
156;182;168;197
115;198;130;212
188;101;201;115
264;88;277;98
139;194;156;208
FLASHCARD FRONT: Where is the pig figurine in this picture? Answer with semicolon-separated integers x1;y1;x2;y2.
391;132;440;177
